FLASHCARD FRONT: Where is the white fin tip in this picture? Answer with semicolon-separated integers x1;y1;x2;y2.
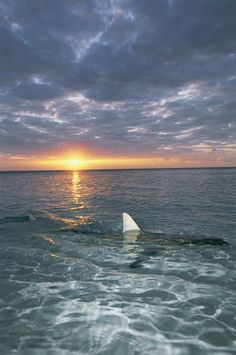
122;212;140;233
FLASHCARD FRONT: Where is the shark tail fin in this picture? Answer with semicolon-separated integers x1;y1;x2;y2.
122;212;141;233
28;213;37;222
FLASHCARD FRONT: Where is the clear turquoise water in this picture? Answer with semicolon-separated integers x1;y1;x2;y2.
0;168;235;354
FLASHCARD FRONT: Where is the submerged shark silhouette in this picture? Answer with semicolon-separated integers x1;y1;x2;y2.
26;210;228;247
6;209;228;248
122;212;229;247
122;212;229;268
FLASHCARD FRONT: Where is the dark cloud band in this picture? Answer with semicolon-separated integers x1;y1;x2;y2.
0;0;235;164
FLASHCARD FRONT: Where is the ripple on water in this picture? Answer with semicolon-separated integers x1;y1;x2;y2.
0;169;236;354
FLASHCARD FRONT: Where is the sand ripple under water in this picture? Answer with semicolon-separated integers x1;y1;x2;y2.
0;168;235;354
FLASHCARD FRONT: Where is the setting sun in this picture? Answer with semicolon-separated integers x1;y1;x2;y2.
69;159;80;168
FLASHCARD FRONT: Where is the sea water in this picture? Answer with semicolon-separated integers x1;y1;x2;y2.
0;168;235;354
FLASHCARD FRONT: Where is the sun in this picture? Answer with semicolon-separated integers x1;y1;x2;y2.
69;159;81;169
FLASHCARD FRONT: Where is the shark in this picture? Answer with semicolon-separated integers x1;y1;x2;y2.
122;212;229;247
1;209;228;247
122;212;229;268
1;210;229;270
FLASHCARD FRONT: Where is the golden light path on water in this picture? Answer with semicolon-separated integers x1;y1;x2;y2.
71;170;82;205
70;170;88;221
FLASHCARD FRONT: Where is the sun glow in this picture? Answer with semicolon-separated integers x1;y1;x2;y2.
37;155;86;170
1;149;235;171
69;159;81;169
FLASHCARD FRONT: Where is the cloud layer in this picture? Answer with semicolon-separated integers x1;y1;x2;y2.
0;0;235;167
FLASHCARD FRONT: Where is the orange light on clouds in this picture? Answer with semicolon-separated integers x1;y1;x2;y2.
0;152;86;171
0;149;235;171
40;155;85;170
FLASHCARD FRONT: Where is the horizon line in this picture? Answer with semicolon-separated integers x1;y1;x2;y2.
0;166;235;173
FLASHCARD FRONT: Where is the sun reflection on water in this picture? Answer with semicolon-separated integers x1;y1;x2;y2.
71;171;81;205
43;235;56;245
71;171;88;215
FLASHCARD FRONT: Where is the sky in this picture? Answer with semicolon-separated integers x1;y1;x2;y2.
0;0;235;170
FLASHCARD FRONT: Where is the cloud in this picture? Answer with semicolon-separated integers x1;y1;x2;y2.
0;0;235;165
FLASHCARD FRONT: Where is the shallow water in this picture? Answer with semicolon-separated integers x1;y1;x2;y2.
0;168;236;354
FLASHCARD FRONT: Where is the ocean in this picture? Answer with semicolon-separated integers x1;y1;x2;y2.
0;168;235;354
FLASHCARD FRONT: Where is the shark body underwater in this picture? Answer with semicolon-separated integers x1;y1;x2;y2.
1;210;229;269
122;212;229;268
3;210;228;247
122;212;229;247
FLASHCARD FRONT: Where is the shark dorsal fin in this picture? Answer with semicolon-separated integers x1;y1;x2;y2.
122;212;141;233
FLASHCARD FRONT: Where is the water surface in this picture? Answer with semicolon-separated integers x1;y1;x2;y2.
0;168;235;354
